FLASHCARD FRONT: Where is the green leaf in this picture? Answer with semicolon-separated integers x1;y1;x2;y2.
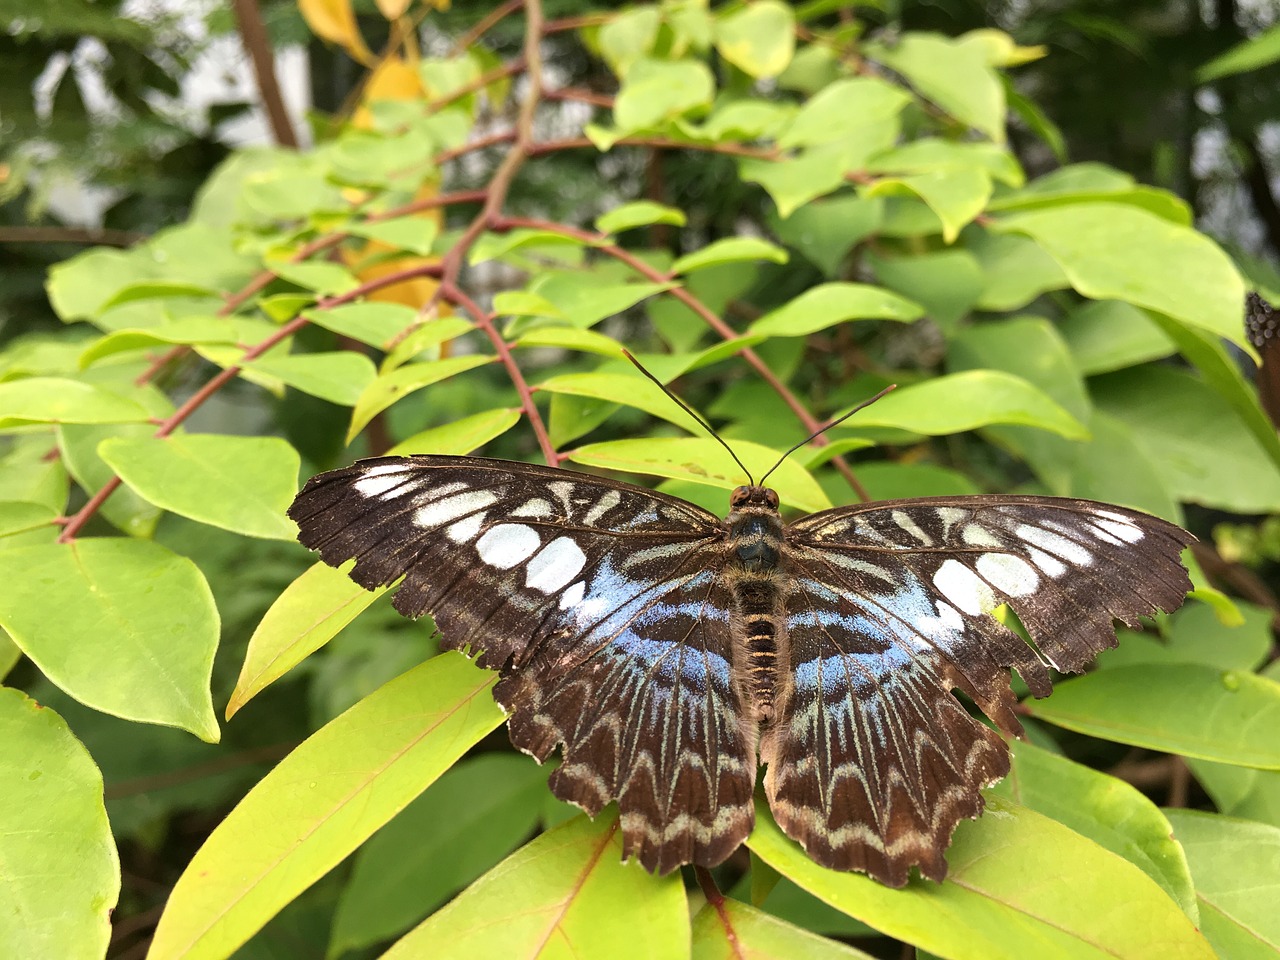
514;326;626;357
380;815;688;960
329;754;546;956
770;196;883;277
0;689;120;960
748;283;923;337
1144;310;1280;473
1096;601;1271;673
469;228;587;266
864;33;1006;142
864;168;992;243
268;260;360;296
598;6;661;75
99;434;300;540
742;135;896;218
380;319;478;371
0;377;151;427
1027;664;1280;769
1092;366;1280;513
1164;810;1280;958
247;351;377;406
1057;300;1175;375
566;437;832;514
596;201;687;235
347;354;493;443
77;316;242;367
1196;24;1280;81
867;248;984;331
671;237;789;275
714;0;795;78
0;539;219;740
748;796;1214;960
388;407;523;456
538;370;707;436
780;77;910;149
838;371;1089;440
0;435;69;515
991;203;1247;347
95;279;218;312
614;58;715;131
1067;411;1181;520
969;231;1069;310
0;500;57;539
228;561;385;718
947;317;1090;494
345;216;440;255
991;741;1198;921
692;897;875;960
527;276;675;328
492;291;567;320
306;303;462;351
148;653;503;960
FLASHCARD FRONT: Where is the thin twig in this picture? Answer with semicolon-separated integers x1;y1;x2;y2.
430;58;526;114
527;136;779;161
451;0;525;55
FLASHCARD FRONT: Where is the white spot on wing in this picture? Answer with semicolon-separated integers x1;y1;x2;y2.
559;580;586;610
1028;547;1067;577
446;512;485;543
891;509;932;544
976;553;1039;597
932;559;996;615
414;489;498;528
1015;524;1093;566
962;525;1001;548
1095;517;1144;543
584;489;622;525
510;498;554;518
476;524;540;569
525;537;588;594
352;464;411;498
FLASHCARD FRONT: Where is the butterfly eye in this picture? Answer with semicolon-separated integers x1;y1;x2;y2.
766;489;779;509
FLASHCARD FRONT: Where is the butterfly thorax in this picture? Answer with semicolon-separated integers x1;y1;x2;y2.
726;485;787;723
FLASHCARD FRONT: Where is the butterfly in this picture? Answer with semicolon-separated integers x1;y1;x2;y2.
1246;291;1280;432
288;454;1193;886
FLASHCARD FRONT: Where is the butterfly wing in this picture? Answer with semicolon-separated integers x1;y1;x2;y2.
288;455;757;872
763;495;1193;885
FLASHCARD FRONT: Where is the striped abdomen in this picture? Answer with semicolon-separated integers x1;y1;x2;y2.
725;493;787;724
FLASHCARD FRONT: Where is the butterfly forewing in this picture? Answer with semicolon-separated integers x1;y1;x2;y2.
763;496;1194;883
288;455;757;872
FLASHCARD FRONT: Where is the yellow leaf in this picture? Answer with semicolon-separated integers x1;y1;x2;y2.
375;0;413;18
298;0;373;63
353;55;425;129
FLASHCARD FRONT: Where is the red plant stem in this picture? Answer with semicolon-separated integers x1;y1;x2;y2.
493;216;871;502
58;263;444;543
430;58;525;114
526;136;779;161
435;130;518;164
543;87;614;109
542;14;609;34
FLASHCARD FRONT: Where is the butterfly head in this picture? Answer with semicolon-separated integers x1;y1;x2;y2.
730;485;780;511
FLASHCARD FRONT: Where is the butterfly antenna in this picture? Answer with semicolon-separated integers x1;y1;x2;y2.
758;384;897;487
621;349;755;485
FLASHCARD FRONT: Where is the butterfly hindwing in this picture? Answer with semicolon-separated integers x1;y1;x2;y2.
288;455;756;872
762;496;1194;884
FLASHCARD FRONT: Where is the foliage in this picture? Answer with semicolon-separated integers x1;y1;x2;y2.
1;1;1279;959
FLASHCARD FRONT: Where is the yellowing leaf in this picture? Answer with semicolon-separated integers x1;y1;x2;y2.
354;55;425;128
375;0;413;18
298;0;373;63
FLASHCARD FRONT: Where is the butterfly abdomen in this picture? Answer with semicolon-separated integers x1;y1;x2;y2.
726;492;788;724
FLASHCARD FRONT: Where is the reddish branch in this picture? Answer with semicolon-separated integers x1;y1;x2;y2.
229;0;299;148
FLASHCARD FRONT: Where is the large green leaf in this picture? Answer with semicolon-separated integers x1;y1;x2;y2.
714;0;795;78
671;237;789;275
1163;810;1280;958
0;688;120;960
990;741;1197;921
99;433;300;540
748;283;922;337
1027;664;1280;768
329;754;546;956
748;797;1213;959
614;58;715;131
246;351;377;406
538;370;707;437
864;33;1006;141
0;539;219;740
1092;366;1280;513
387;407;523;456
837;370;1088;439
1057;301;1174;375
566;437;832;513
381;815;689;960
992;203;1246;346
57;423;162;537
148;653;503;960
864;168;992;243
779;77;910;149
